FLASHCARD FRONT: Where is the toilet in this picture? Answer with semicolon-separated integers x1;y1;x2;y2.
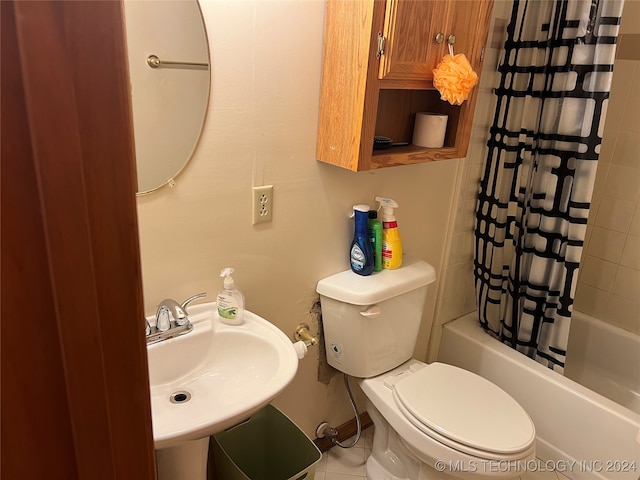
316;257;536;480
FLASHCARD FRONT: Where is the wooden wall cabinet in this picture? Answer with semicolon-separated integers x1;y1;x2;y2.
316;0;494;171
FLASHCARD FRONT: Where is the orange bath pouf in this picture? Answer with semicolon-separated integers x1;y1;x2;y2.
432;53;479;106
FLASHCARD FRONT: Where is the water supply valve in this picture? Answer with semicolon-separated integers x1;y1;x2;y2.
292;323;319;359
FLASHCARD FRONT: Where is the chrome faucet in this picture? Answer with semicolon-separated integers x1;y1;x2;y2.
146;293;206;344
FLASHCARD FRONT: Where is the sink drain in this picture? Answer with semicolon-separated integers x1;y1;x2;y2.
169;390;191;404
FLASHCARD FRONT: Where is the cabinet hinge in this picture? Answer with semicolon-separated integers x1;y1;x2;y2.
376;32;386;58
480;46;486;63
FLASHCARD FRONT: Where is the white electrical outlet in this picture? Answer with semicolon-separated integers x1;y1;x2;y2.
252;185;273;225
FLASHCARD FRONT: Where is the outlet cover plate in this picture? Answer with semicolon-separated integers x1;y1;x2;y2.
252;185;273;225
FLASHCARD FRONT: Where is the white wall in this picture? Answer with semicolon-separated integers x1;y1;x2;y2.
136;0;462;436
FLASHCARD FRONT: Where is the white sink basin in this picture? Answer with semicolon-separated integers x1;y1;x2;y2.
147;302;298;449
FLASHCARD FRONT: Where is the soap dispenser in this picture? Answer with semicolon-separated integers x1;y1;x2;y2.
217;267;245;325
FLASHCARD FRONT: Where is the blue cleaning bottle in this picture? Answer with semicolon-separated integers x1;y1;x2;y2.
350;205;375;276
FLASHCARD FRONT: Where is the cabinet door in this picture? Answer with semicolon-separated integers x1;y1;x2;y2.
447;1;487;67
379;0;451;81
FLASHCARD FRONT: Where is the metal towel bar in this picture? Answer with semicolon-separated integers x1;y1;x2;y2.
146;54;209;70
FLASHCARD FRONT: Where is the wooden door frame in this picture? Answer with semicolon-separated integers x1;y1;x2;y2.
1;1;156;478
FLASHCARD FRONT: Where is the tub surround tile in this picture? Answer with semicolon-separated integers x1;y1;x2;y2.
602;82;629;137
576;54;640;333
438;293;469;326
589;163;609;212
469;131;491;165
455;200;477;233
608;60;635;102
600;112;621;147
443;262;475;295
629;205;640;237
464;173;482;201
596;132;615;164
462;288;477;315
427;325;443;364
620;94;640;133
611;265;640;300
611;132;640;169
437;260;476;326
450;232;475;264
604;294;640;334
603;165;640;203
458;159;484;201
620;235;640;269
587;227;626;263
579;255;618;291
594;196;635;232
582;224;593;252
630;62;640;96
621;1;640;34
574;283;610;319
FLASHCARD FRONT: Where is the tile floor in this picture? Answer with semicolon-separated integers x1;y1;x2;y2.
313;428;373;480
313;428;573;480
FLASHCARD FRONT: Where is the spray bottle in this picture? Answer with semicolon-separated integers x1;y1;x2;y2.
375;197;403;269
350;205;375;276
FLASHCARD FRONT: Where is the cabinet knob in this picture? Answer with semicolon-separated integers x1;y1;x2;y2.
435;32;445;44
447;34;456;45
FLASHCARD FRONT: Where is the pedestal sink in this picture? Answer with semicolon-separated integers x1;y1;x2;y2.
146;301;299;479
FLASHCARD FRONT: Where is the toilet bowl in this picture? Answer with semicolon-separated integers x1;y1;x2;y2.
360;359;535;480
316;258;536;480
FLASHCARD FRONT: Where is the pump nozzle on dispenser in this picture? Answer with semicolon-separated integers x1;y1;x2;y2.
220;267;235;288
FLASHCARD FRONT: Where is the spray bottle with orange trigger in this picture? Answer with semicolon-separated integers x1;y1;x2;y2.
375;197;402;269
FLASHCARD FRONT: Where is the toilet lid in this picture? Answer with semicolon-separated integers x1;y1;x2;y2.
393;363;535;455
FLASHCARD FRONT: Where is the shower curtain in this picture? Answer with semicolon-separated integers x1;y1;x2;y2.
474;0;624;372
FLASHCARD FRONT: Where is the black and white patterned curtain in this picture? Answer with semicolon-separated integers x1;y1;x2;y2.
474;0;624;372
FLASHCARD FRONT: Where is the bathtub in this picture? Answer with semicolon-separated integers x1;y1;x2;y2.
438;312;640;480
565;311;640;415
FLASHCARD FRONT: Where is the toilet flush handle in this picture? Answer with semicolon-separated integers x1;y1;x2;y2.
360;305;381;318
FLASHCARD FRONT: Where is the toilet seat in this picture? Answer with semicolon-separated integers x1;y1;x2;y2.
391;362;535;459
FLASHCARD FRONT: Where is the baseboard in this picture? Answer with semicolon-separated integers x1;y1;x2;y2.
313;411;373;452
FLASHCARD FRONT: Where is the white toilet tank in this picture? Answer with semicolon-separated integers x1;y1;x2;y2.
316;257;436;378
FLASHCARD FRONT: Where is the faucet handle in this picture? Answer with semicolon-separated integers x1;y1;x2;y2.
156;306;171;332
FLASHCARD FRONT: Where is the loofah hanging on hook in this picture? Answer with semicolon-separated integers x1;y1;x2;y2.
432;52;478;106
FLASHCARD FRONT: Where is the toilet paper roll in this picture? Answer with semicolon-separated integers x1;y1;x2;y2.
412;112;448;148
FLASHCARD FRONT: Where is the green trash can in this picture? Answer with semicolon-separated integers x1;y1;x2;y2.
211;404;322;480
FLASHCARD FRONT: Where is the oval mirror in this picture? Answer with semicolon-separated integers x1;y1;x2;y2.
123;0;210;195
